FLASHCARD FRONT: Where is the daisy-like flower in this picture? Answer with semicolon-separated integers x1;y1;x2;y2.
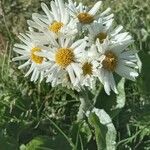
35;36;87;86
12;32;47;82
87;19;133;46
95;39;139;95
28;0;77;39
78;46;99;89
50;71;81;91
67;0;113;26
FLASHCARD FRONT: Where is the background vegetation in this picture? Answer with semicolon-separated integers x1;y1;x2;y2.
0;0;150;149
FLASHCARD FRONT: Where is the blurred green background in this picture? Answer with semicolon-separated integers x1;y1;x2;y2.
0;0;150;149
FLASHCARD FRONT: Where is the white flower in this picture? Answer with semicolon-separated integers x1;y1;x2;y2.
67;0;113;26
12;32;47;82
36;36;87;87
27;0;77;39
78;46;99;89
96;39;139;95
51;71;81;91
87;19;133;46
12;0;140;94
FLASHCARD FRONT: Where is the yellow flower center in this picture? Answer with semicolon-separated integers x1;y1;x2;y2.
49;21;64;33
95;32;107;43
82;62;93;76
102;51;118;72
77;13;94;24
55;48;74;68
31;47;43;64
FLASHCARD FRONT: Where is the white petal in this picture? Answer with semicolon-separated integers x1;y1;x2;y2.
108;72;118;94
105;19;113;30
12;55;29;61
114;32;129;41
110;25;123;37
96;40;105;53
31;68;37;81
18;35;31;45
71;39;86;49
33;13;50;24
64;38;72;48
58;37;65;47
35;51;54;61
18;60;30;69
79;2;83;12
103;14;114;21
38;62;53;71
121;60;138;68
66;65;76;85
57;0;65;14
41;3;53;22
115;62;138;81
19;33;30;42
57;0;67;23
68;0;78;14
89;1;102;15
14;43;29;50
103;71;111;95
34;70;40;82
100;7;111;17
13;48;29;55
110;42;133;55
40;71;44;82
63;10;70;24
27;20;43;31
24;63;35;77
51;1;60;21
32;13;47;28
71;63;81;79
120;50;138;59
98;68;105;83
74;41;87;54
46;64;58;75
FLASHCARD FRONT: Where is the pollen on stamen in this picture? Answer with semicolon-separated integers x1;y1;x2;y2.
55;48;74;68
82;62;93;76
95;32;107;43
77;13;94;24
49;21;64;33
102;51;118;72
31;47;43;64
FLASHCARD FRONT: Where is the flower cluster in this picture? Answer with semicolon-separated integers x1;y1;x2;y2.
13;0;139;95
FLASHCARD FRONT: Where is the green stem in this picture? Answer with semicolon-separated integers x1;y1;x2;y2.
77;89;94;121
45;115;76;149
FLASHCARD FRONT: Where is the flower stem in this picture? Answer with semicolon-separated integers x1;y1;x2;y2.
77;89;94;121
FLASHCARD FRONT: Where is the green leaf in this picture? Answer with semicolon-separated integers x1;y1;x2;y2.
115;78;126;109
71;121;92;150
87;108;116;150
88;113;107;150
0;135;19;150
95;78;126;118
25;135;71;150
138;51;150;96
